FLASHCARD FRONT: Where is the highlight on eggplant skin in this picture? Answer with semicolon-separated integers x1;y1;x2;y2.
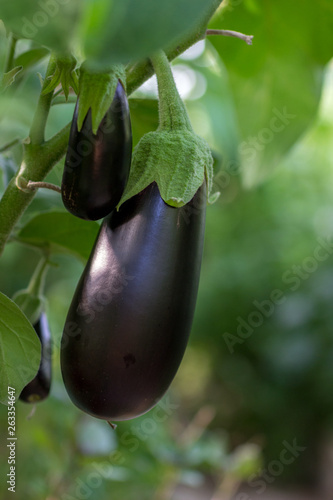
60;181;206;421
61;80;132;221
19;313;52;404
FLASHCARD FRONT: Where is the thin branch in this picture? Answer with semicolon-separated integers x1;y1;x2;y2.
0;122;70;255
206;29;254;45
0;138;21;153
26;181;61;194
107;421;117;430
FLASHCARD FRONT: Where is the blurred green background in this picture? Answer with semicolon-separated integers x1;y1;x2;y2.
1;1;333;498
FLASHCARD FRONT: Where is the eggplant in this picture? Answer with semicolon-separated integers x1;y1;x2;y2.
61;181;206;420
62;80;132;221
19;313;52;403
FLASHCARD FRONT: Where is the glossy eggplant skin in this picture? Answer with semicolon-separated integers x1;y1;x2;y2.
19;313;52;403
61;182;206;421
62;80;132;221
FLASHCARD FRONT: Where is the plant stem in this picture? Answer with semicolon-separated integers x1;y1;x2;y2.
0;123;71;254
29;55;57;145
27;257;50;297
26;181;61;194
0;138;20;153
4;34;17;73
150;50;191;131
206;29;253;45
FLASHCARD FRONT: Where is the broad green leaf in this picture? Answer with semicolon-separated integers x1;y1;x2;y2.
209;0;333;187
81;0;221;67
0;292;41;404
0;94;35;129
17;211;100;261
2;1;221;65
0;1;82;53
14;47;49;71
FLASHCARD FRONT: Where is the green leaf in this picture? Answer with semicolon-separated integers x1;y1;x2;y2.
1;66;23;91
209;0;333;187
17;211;100;261
2;1;220;66
14;47;49;71
0;1;82;53
81;0;221;67
0;95;35;128
0;292;41;404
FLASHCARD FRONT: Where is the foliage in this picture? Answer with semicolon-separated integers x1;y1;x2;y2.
0;0;332;497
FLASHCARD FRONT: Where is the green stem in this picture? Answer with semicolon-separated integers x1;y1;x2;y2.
27;257;49;297
0;138;20;153
150;50;191;131
4;34;17;73
0;122;71;255
29;55;57;145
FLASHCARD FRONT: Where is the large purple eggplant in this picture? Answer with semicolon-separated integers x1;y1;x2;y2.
61;182;206;420
62;80;132;221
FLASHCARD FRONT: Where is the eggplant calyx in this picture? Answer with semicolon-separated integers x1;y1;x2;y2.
118;128;219;208
118;50;219;208
77;63;126;133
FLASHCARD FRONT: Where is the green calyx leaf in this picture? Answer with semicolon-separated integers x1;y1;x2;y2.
42;53;78;100
119;50;219;208
76;63;126;134
118;129;219;208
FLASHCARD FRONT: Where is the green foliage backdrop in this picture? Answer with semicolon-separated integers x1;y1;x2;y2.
0;0;333;498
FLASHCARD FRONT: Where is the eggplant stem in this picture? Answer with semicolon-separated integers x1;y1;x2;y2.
26;181;61;194
26;404;37;420
107;421;117;430
206;29;254;45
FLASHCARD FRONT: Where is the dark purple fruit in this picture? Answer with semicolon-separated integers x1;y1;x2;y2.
19;313;52;403
61;182;206;420
62;80;132;221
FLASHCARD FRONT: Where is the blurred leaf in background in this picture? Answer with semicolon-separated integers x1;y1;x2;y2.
209;0;333;187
